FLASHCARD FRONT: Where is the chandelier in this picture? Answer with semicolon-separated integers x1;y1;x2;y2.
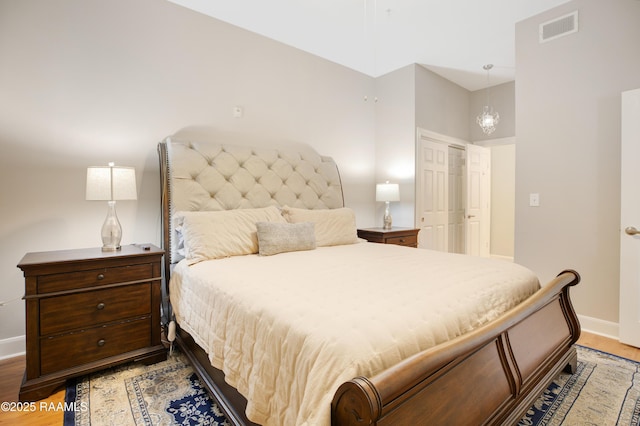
476;64;500;135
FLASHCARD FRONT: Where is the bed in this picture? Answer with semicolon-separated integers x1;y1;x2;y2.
158;138;581;426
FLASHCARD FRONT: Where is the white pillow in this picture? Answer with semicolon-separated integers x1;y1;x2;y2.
280;206;358;247
256;222;316;256
175;206;286;264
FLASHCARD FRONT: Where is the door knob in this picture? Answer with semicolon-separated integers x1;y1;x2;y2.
625;226;640;236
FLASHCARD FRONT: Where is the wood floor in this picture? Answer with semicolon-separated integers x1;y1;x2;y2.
0;331;638;425
0;355;65;425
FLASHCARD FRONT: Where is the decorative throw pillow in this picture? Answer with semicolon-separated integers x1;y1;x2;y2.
280;206;358;247
256;221;316;256
175;206;286;264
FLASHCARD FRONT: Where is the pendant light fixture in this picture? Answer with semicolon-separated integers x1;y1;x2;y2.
476;64;500;135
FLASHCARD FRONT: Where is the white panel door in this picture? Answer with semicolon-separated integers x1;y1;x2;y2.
417;139;448;251
448;147;465;254
619;88;640;347
465;144;491;257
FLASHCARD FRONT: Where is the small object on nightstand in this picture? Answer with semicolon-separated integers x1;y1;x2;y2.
17;244;166;401
357;227;419;248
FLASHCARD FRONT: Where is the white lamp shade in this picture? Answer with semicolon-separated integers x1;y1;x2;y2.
86;165;137;201
376;182;400;202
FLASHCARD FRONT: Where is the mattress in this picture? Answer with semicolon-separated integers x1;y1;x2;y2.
169;242;540;426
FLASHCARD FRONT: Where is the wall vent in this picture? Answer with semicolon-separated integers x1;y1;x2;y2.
539;11;578;43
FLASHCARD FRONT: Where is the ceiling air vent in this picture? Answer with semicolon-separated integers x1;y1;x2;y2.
539;11;578;43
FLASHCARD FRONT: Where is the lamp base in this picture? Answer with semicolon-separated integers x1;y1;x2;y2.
383;201;392;230
101;201;123;251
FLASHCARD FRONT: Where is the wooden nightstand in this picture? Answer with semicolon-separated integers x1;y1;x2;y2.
357;227;420;248
17;244;166;401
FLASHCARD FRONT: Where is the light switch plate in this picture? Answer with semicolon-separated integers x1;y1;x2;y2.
529;193;540;207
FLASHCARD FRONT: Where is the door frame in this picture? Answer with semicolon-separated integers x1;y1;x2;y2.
619;88;640;346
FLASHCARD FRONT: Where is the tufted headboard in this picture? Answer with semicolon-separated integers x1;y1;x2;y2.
158;137;344;277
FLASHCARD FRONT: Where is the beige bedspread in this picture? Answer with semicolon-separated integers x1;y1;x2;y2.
170;242;540;426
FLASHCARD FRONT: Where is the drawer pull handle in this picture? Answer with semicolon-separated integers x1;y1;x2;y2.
97;339;106;347
399;239;405;243
96;302;105;310
97;274;105;280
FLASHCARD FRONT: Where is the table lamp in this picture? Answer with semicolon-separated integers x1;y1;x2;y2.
376;181;400;230
86;162;137;251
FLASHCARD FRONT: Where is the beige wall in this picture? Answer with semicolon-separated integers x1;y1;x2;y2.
0;0;376;349
373;65;417;227
489;144;516;259
515;0;640;331
470;81;516;142
415;65;471;142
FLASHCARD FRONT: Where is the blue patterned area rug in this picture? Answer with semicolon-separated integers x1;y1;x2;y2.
64;346;640;425
63;351;229;426
518;346;640;425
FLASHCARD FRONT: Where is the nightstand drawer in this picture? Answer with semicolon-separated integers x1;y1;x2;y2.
39;284;151;336
386;235;418;247
40;317;151;375
38;263;154;293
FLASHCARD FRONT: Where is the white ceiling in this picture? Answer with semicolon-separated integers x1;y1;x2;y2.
167;0;570;91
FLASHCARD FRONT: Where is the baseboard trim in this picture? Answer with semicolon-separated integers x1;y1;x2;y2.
0;335;25;361
578;314;619;340
490;254;514;262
